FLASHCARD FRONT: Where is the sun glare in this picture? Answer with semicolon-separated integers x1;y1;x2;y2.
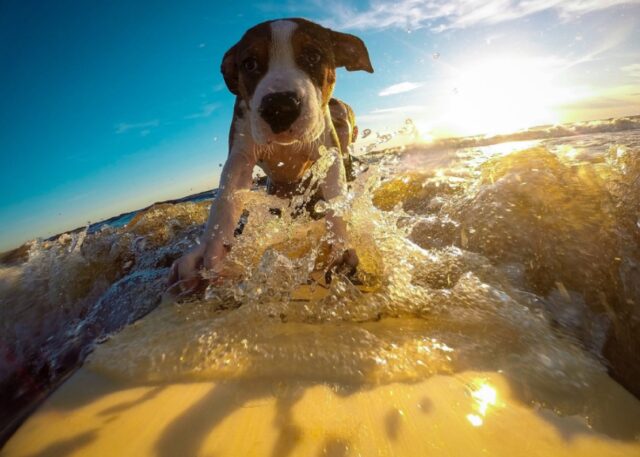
466;380;499;427
442;57;574;136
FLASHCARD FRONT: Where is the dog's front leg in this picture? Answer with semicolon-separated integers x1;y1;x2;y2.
201;151;255;270
168;150;255;293
320;147;359;282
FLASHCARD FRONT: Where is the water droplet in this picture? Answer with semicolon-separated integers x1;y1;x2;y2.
314;200;328;214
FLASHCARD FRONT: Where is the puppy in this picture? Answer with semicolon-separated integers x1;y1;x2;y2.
168;18;373;294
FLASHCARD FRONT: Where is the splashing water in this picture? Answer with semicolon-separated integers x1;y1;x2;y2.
2;120;640;440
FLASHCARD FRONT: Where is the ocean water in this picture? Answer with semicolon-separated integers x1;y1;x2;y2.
1;116;640;446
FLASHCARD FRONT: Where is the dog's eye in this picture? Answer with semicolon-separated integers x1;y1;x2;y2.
242;57;258;72
305;50;322;65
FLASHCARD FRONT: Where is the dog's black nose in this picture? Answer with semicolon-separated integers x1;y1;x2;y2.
259;91;301;134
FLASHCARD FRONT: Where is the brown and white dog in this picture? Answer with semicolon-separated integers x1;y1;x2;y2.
168;18;373;294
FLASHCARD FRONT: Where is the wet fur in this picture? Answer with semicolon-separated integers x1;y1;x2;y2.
209;18;373;279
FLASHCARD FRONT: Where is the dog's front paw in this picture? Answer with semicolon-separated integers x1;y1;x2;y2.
325;248;359;284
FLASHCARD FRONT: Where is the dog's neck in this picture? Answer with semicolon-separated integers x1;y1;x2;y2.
251;106;340;187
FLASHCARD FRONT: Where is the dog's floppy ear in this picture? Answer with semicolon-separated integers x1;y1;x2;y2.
330;31;374;73
221;44;239;95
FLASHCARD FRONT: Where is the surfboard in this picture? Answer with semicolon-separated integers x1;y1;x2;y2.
4;367;640;457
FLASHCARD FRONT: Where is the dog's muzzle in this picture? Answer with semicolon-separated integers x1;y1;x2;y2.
259;91;301;134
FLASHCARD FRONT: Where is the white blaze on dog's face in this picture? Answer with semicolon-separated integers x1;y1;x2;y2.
250;21;322;145
221;18;373;146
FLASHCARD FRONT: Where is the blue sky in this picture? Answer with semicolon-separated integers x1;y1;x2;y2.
1;0;639;251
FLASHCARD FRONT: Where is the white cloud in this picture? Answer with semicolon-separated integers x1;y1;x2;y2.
371;105;428;114
326;0;639;32
379;81;424;96
185;102;220;119
359;104;428;122
114;120;159;135
212;82;227;92
621;63;640;79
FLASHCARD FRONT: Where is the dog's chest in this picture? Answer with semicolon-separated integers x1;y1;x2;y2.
255;142;321;184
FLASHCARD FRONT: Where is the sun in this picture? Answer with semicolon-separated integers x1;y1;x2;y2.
442;57;568;136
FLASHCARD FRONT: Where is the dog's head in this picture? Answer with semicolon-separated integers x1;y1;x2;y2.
221;18;373;146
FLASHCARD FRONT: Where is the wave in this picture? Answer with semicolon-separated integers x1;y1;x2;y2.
1;117;640;442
